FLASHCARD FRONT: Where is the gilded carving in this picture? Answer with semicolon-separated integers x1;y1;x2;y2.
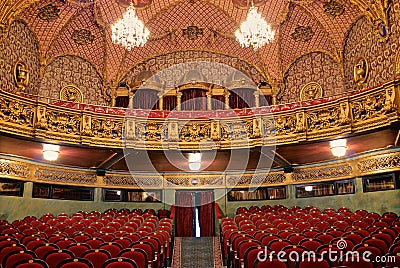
14;61;29;93
180;122;210;142
0;99;34;126
60;85;83;103
0;159;29;178
323;0;345;17
292;164;352;181
300;82;323;101
165;177;191;187
182;26;203;40
291;26;314;42
353;57;369;88
72;29;95;45
92;118;122;139
338;101;350;125
37;3;60;22
295;112;306;133
104;175;162;187
211;121;221;141
35;168;97;184
357;154;400;173
36;106;48;130
81;114;93;136
227;173;286;186
47;111;80;134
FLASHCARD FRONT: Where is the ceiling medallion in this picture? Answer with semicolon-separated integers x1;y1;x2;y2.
72;29;95;45
115;0;152;10
60;85;83;103
183;26;203;40
111;1;150;50
291;25;314;42
300;82;323;101
235;2;275;50
232;0;266;9
37;3;60;22
323;0;345;18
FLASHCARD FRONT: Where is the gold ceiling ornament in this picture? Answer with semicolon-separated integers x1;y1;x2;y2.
111;0;150;50
183;26;203;40
60;85;83;103
353;57;369;88
14;61;29;93
232;0;266;9
37;3;60;22
323;0;345;17
291;25;314;42
300;82;323;101
235;1;275;50
115;0;152;10
72;28;95;45
349;0;390;42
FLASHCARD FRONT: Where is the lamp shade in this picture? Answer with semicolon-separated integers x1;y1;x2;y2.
329;139;348;157
42;144;60;161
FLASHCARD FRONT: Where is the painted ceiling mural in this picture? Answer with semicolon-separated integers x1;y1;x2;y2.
0;0;395;103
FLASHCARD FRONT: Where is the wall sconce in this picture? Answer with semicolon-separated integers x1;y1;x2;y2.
188;152;201;171
42;144;60;161
304;186;313;192
330;138;348;157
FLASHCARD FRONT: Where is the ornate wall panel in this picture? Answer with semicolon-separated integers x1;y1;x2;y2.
121;51;266;88
282;52;344;104
39;55;106;105
0;20;40;95
344;9;400;91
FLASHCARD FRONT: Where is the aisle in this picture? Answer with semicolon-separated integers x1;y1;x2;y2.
171;237;223;268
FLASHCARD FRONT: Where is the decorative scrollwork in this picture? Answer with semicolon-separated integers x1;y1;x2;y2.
227;173;286;186
291;25;314;42
72;29;95;45
104;175;162;187
357;154;400;173
37;3;60;22
0;159;29;178
35;168;97;184
0;99;34;126
180;122;211;142
323;0;345;17
92;118;122;138
292;164;353;182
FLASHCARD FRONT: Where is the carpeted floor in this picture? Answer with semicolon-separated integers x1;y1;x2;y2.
171;237;223;268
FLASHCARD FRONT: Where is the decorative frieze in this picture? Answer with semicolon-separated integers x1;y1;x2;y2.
227;172;286;187
292;164;353;182
357;153;400;174
0;159;29;178
103;175;162;188
35;168;97;184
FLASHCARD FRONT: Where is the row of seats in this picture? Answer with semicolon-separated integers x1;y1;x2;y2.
221;205;400;268
0;208;173;268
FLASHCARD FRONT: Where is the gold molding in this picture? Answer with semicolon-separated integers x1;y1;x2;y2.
0;80;399;150
0;148;399;189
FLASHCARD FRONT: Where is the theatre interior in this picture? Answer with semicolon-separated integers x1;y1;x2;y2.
0;0;400;267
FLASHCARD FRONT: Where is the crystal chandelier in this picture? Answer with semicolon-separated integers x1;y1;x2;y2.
235;3;275;50
111;1;150;50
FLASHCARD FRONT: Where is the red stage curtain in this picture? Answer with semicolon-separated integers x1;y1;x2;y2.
199;191;215;237
163;95;177;111
229;89;255;109
175;192;194;237
181;88;207;110
133;89;158;109
211;95;225;110
115;96;129;108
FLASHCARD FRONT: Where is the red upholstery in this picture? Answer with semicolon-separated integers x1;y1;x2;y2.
84;238;105;249
43;249;75;268
98;242;123;258
254;257;289;268
82;249;111;268
101;257;138;268
0;244;27;264
2;250;36;268
13;259;49;268
118;248;148;268
55;258;92;268
295;255;331;268
65;243;91;257
32;243;59;259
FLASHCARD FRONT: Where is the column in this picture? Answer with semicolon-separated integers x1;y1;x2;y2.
206;91;212;110
224;91;230;109
23;182;33;199
128;90;134;109
176;92;182;111
254;90;260;107
271;81;280;105
158;92;164;110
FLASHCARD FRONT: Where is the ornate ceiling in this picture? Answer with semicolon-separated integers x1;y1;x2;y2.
0;0;389;85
